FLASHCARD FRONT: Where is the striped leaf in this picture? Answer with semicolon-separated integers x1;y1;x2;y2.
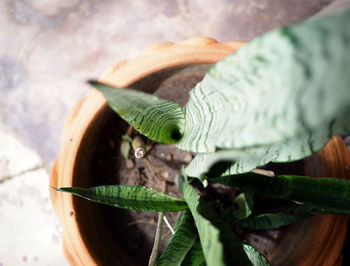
237;213;309;230
181;239;205;266
157;210;197;266
186;131;330;179
180;179;252;266
243;245;270;266
211;173;350;214
52;185;188;212
232;203;327;230
177;10;350;158
90;81;185;144
185;150;254;179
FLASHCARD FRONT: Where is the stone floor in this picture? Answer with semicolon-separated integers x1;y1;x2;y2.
0;0;349;265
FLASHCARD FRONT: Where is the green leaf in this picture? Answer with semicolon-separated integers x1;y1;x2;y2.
90;81;185;144
156;210;197;266
122;134;133;143
185;150;260;179
243;245;270;266
232;193;254;220
267;131;330;163
177;10;350;155
180;179;252;266
237;213;309;230
181;239;206;266
232;203;325;230
186;131;330;180
120;140;131;159
52;185;188;212
211;173;350;214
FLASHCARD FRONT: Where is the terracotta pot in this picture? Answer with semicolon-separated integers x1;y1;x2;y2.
50;37;350;266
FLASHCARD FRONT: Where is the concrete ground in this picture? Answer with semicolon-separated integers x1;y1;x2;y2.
0;0;349;265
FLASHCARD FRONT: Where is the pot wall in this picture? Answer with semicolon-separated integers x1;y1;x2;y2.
50;37;350;266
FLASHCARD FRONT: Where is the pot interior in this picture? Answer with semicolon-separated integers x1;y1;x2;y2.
70;62;337;265
72;64;212;265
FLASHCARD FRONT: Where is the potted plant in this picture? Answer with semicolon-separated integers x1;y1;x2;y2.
50;10;350;266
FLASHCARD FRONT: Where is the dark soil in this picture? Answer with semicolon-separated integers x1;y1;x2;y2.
118;134;193;251
96;122;304;262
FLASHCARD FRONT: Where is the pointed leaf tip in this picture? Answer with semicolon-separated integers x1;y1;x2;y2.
53;185;188;212
50;186;60;191
88;80;99;87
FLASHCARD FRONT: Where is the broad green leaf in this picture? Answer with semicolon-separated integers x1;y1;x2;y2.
267;130;330;163
177;10;350;154
232;203;326;230
52;185;188;212
90;81;185;144
180;178;252;266
232;193;254;220
229;130;331;172
186;131;330;180
243;245;270;266
269;202;342;215
211;173;350;214
185;150;261;179
236;213;309;230
157;210;197;266
181;239;206;266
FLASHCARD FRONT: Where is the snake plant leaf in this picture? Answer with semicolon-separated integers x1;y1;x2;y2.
269;202;343;215
243;245;270;266
90;81;185;144
232;203;322;230
185;150;263;179
211;173;350;214
232;193;254;220
156;210;197;266
236;213;309;230
186;130;330;180
52;185;188;212
268;130;330;163
180;179;252;266
181;239;206;266
177;10;350;153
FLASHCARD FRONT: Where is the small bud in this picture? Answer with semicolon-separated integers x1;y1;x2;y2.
120;141;131;159
135;148;145;158
132;135;146;159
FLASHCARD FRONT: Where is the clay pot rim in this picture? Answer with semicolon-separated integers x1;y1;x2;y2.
50;37;349;266
50;37;244;265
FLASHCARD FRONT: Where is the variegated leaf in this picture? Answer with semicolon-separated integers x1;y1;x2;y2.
186;131;330;179
177;10;350;155
181;239;205;266
157;210;197;266
52;185;188;212
237;213;309;230
211;173;350;214
91;81;185;144
180;179;251;266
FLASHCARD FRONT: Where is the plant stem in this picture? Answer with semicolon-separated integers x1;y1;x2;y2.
148;212;165;266
132;135;146;158
148;180;168;266
251;168;275;177
163;215;175;235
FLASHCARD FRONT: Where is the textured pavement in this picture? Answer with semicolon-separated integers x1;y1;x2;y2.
0;1;349;265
